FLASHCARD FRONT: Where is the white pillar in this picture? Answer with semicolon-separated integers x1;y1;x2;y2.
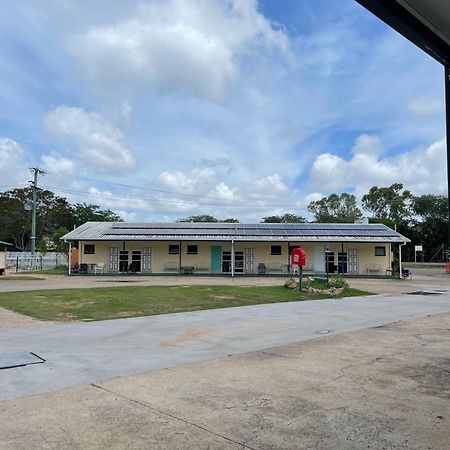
68;241;72;275
231;240;235;277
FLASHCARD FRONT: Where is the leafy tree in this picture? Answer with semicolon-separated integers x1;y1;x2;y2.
220;218;240;223
178;215;219;222
261;213;306;223
71;203;122;226
413;195;448;222
0;194;30;250
0;188;122;250
308;193;362;222
411;195;448;257
362;183;413;223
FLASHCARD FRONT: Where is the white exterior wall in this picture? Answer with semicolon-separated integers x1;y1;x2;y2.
78;240;392;275
0;251;6;270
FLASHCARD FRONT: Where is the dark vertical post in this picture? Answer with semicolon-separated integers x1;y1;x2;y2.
122;240;126;273
287;241;290;275
341;242;344;274
179;241;182;274
445;65;450;259
298;266;303;291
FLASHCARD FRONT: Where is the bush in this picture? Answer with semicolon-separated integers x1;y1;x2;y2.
329;275;349;289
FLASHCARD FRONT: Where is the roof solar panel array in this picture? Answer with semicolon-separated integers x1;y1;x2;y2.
62;221;410;243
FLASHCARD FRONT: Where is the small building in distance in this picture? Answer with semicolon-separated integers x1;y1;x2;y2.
0;241;12;275
61;222;410;277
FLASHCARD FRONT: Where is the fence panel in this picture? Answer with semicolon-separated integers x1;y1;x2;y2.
6;252;68;272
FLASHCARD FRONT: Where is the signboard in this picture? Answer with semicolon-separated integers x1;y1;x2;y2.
290;247;306;267
414;245;423;252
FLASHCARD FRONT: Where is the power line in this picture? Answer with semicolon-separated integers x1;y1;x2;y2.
41;185;291;209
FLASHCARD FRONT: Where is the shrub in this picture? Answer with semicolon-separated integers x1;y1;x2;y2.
329;275;349;289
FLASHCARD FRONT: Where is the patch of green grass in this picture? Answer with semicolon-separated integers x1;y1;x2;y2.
36;266;68;275
0;275;45;281
0;282;372;322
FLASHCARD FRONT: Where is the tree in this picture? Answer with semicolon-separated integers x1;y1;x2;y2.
178;215;219;222
411;195;448;257
0;194;30;250
221;218;240;223
362;183;413;223
261;213;306;223
308;193;362;223
71;203;122;226
0;188;122;250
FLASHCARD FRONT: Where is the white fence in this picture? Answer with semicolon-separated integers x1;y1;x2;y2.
6;252;68;272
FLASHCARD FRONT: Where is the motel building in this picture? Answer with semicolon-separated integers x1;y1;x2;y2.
61;222;410;277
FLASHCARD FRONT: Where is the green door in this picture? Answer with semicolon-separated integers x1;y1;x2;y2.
211;246;222;273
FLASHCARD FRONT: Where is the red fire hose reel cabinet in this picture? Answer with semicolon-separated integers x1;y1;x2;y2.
290;247;306;267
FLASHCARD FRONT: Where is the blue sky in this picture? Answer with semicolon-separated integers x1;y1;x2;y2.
0;0;446;221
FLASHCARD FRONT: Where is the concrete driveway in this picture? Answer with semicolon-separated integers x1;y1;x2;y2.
1;271;449;449
1;290;449;401
2;312;449;449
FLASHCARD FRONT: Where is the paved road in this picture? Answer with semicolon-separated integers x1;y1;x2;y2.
1;291;449;401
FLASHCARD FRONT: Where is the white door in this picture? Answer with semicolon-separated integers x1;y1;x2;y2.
244;248;254;273
314;246;325;272
109;247;119;272
348;248;359;274
142;247;152;272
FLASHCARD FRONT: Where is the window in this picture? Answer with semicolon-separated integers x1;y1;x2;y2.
375;246;386;256
187;245;198;255
168;244;180;254
84;244;95;254
271;245;282;255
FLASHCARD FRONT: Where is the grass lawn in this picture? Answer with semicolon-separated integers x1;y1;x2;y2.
0;282;371;322
0;275;45;281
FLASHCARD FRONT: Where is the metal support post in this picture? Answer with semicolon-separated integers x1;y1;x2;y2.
231;240;235;278
29;167;45;257
446;65;450;259
298;266;303;291
68;241;72;275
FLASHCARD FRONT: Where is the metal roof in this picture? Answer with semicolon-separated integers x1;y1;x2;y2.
61;222;410;243
355;0;450;65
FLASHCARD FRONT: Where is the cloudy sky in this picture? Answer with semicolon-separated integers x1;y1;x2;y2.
0;0;446;222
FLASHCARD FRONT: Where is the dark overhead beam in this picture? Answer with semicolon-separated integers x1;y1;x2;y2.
355;0;449;65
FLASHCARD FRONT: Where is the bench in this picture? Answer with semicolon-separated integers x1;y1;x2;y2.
267;263;284;274
366;265;382;276
194;262;209;272
164;262;179;272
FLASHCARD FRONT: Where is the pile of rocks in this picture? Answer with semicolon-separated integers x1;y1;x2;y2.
283;278;343;296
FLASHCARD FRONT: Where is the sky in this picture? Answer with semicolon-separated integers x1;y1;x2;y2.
0;0;446;222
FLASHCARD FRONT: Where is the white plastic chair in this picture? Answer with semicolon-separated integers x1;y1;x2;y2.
94;263;104;274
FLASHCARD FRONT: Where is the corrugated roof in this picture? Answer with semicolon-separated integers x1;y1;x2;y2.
61;222;410;243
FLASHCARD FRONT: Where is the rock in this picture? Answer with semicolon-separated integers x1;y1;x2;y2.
284;278;299;289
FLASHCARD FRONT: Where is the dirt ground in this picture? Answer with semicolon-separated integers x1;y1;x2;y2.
2;312;449;449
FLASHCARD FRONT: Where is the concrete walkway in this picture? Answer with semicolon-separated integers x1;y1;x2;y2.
2;313;449;450
1;291;449;401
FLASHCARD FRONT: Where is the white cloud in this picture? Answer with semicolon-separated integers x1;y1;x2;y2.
309;135;447;195
407;98;444;116
41;154;76;178
351;134;382;157
157;167;216;194
249;173;289;199
45;106;135;173
71;0;289;100
0;138;29;188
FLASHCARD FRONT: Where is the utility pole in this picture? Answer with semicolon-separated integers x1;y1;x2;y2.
29;167;46;257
